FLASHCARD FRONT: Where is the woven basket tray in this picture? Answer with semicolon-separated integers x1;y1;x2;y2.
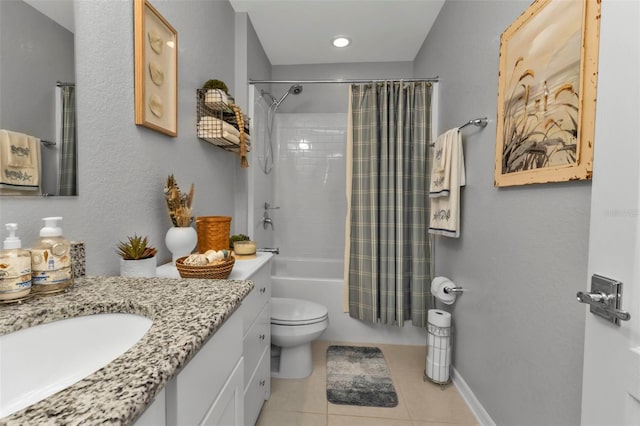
175;256;235;279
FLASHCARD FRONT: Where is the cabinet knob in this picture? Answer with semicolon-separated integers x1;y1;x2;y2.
259;287;266;294
259;379;266;386
259;333;265;340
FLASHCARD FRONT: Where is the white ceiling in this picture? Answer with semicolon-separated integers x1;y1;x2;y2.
23;0;74;33
229;0;446;66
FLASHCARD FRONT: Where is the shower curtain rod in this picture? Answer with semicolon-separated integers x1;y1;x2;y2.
249;77;439;85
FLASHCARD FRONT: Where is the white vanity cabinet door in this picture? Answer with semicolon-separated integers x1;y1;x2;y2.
134;388;165;426
236;259;272;425
244;345;271;426
243;302;270;388
165;313;243;426
200;357;244;426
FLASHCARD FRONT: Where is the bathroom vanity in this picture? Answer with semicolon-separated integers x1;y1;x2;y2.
0;253;273;425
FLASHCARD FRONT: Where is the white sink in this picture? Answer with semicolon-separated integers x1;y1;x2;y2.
0;313;153;418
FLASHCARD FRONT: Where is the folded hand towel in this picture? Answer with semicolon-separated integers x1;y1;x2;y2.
429;128;465;238
429;129;465;198
0;129;41;192
198;116;240;138
1;129;39;167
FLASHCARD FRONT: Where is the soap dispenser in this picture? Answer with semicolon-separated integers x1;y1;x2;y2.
31;216;73;295
0;223;32;302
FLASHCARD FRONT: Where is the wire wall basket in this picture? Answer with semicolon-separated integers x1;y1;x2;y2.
196;89;251;153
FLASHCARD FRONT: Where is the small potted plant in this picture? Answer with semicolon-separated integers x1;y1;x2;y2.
230;234;256;256
116;234;158;277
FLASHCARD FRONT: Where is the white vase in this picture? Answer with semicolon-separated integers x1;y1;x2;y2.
120;256;157;278
165;226;198;262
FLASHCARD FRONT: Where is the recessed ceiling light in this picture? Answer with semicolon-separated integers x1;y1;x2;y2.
332;36;350;48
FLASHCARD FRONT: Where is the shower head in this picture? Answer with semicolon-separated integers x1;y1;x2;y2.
289;84;303;95
273;84;303;109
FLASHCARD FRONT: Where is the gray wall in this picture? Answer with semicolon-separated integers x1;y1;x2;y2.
0;0;242;274
233;12;273;237
414;1;590;425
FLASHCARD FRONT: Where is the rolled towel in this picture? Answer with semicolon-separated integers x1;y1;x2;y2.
197;128;241;145
198;116;240;138
204;89;228;107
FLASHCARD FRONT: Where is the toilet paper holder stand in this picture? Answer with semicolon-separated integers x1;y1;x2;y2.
443;285;464;295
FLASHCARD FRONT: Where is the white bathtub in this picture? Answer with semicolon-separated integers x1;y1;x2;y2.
271;256;342;280
270;257;426;346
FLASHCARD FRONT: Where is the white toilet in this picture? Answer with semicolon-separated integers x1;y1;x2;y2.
270;297;329;379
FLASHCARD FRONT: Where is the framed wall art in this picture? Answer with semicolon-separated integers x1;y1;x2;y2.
494;0;600;187
134;0;178;137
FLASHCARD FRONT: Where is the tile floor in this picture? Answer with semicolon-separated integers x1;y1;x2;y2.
256;340;478;426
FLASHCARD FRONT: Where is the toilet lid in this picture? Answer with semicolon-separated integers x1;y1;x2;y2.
271;297;328;325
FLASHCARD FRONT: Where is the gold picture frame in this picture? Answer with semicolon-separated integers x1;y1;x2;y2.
134;0;178;137
494;0;600;187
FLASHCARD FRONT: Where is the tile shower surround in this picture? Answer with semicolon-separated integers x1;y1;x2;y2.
271;113;347;260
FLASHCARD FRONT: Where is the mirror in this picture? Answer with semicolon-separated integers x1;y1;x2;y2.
0;0;77;196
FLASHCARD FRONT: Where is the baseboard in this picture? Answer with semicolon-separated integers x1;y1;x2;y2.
451;366;496;426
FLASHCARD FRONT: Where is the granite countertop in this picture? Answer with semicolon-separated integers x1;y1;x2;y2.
0;275;255;425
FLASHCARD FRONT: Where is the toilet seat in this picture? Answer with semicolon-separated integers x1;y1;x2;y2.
271;297;328;325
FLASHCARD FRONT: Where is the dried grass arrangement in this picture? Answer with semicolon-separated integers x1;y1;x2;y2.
164;174;194;227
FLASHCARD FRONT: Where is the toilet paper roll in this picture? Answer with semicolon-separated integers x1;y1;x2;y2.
426;359;451;383
427;332;451;349
431;276;457;305
427;309;451;328
427;346;452;365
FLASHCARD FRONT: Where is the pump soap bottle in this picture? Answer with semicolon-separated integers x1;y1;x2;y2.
31;217;73;295
0;223;32;302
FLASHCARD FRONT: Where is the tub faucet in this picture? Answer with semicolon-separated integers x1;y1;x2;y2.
257;247;279;255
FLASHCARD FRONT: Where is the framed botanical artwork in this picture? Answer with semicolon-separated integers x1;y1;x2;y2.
134;0;178;137
494;0;600;187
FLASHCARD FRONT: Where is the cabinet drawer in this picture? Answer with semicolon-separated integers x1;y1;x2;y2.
244;346;271;426
241;265;271;336
243;301;270;389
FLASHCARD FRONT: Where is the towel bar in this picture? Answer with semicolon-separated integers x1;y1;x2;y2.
429;117;488;147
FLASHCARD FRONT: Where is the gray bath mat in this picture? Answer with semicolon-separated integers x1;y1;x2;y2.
326;345;398;407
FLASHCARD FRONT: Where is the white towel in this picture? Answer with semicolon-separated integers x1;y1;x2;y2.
0;129;41;192
204;89;228;107
429;128;465;238
198;116;240;138
2;129;38;167
198;127;241;145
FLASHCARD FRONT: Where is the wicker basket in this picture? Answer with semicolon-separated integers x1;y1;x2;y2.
175;256;235;279
196;216;232;253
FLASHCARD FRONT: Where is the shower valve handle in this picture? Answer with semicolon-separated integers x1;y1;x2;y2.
264;202;280;210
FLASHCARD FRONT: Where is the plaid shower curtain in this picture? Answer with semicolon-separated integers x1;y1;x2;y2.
58;85;77;196
346;81;433;327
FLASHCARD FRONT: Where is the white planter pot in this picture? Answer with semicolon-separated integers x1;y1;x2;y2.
165;226;198;262
120;256;157;278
